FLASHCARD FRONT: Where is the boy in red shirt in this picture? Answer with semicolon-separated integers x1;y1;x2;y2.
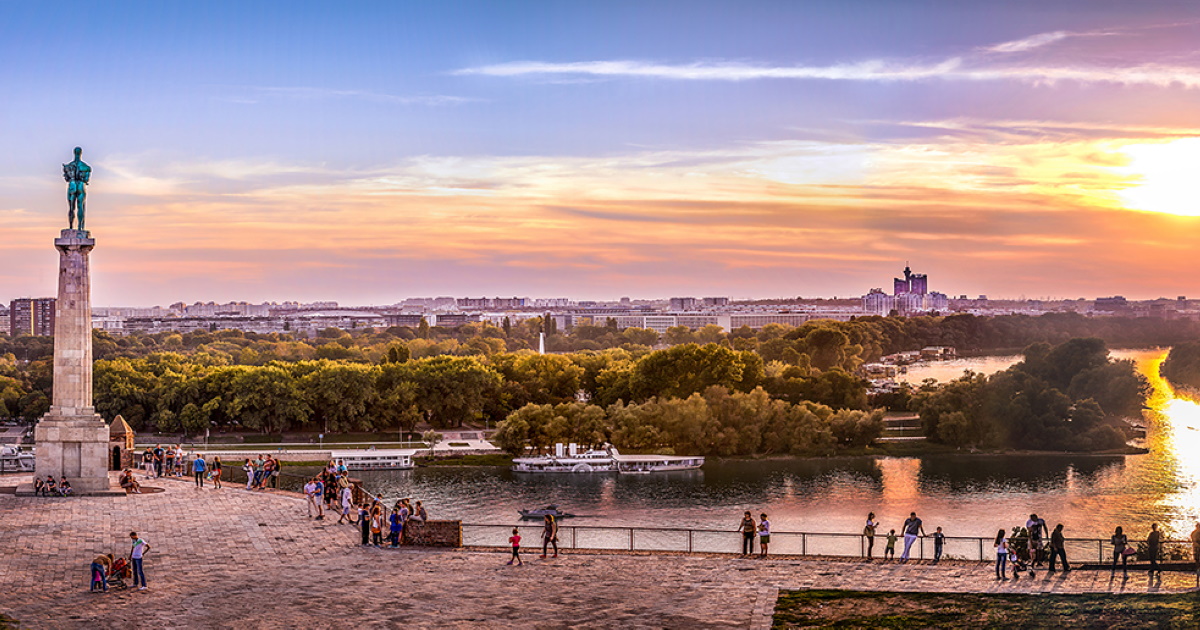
507;528;523;566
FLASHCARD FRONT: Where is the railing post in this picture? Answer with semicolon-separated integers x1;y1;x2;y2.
630;528;634;551
919;537;924;559
802;533;807;556
689;529;693;554
1098;540;1103;564
979;538;983;561
572;527;576;549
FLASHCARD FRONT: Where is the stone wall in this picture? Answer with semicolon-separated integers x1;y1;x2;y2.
403;520;462;547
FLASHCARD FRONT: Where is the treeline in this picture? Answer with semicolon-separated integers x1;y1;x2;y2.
915;338;1148;452
1160;341;1200;394
491;387;885;457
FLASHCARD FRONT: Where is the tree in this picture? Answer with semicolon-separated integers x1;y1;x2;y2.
628;343;763;401
229;365;310;434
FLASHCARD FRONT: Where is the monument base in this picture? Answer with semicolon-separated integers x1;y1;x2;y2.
34;414;111;494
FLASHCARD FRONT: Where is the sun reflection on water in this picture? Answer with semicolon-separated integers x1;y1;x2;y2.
1140;351;1200;535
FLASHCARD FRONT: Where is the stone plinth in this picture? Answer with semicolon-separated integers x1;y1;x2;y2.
34;229;111;493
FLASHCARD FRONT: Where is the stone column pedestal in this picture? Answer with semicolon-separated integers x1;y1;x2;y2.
34;229;110;494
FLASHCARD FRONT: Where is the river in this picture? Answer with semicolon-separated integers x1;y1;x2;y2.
296;349;1200;540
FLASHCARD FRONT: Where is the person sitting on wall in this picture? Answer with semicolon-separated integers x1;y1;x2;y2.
33;477;45;497
119;469;142;494
59;479;73;496
46;476;60;496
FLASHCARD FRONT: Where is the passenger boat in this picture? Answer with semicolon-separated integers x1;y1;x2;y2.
518;505;575;520
511;443;614;473
610;447;704;474
0;444;35;472
329;448;419;471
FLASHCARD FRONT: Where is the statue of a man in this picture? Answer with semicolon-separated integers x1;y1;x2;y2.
62;147;92;231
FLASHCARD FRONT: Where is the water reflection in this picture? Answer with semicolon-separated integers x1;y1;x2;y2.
294;349;1199;539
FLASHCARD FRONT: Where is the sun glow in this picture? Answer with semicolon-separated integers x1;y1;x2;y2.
1118;138;1200;216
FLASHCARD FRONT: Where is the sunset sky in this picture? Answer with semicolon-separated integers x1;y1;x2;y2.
3;1;1200;306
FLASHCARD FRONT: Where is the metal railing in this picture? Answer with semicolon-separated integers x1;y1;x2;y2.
461;524;1198;564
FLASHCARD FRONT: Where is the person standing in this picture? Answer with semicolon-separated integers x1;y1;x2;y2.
142;448;155;479
129;531;150;590
359;503;371;545
507;527;523;566
211;456;222;489
1191;522;1200;572
900;512;925;563
312;476;325;520
932;526;945;564
758;514;771;558
739;511;756;557
388;507;403;547
1026;513;1047;566
1147;523;1162;575
994;529;1008;580
337;485;353;524
885;529;897;560
153;445;164;478
370;507;384;547
863;512;877;559
243;458;254;490
541;514;559;558
1048;523;1069;572
192;453;206;488
1111;526;1129;576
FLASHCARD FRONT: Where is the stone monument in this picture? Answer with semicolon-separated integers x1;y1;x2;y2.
33;147;111;493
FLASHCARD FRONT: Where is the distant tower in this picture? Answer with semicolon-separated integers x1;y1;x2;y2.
893;262;912;295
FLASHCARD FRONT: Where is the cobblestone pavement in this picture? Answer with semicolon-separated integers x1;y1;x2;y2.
1;473;1196;629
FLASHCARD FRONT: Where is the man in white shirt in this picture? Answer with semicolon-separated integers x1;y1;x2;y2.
129;531;150;590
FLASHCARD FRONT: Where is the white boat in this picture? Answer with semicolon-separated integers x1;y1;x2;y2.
329;449;419;471
0;444;35;472
512;443;615;473
611;447;704;473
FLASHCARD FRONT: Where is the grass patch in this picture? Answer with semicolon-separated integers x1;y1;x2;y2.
0;613;17;630
418;454;513;467
773;590;1200;629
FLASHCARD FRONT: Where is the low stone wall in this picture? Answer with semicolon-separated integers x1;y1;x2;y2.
403;520;462;547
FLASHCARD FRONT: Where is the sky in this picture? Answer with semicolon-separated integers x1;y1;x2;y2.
3;1;1200;306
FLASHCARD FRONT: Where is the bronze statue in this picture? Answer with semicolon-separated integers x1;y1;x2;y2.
62;147;92;231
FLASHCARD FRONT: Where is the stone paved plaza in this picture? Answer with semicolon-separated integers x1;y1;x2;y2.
1;472;1197;629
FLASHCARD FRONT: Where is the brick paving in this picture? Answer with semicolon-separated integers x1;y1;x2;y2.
1;472;1197;629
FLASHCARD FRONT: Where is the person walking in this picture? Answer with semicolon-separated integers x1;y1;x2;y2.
211;456;222;489
541;514;559;558
758;514;771;558
1111;526;1130;576
863;512;877;559
507;527;523;566
192;453;206;488
1048;523;1070;572
932;526;945;564
1147;523;1162;575
129;532;150;590
900;512;926;563
739;511;756;557
994;529;1008;580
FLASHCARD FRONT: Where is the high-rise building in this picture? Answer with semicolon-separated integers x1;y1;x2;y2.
893;264;929;295
9;298;56;336
669;297;699;311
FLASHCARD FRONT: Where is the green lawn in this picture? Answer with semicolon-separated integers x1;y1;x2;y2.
774;590;1200;629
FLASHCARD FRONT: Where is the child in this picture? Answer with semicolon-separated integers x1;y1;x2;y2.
507;528;522;566
757;513;771;558
885;529;897;560
933;526;945;564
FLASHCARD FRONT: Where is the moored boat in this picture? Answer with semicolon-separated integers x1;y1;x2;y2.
511;443;615;473
518;504;575;520
329;448;420;470
610;447;704;473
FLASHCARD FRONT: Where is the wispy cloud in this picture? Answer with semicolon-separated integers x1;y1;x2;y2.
985;31;1072;53
455;59;964;82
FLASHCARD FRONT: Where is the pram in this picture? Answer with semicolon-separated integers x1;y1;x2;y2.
1009;546;1036;579
107;557;132;590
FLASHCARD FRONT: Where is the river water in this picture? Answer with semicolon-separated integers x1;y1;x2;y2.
297;349;1200;541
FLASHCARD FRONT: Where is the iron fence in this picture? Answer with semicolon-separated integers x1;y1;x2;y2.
461;523;1198;564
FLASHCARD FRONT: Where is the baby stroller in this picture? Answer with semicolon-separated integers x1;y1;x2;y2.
107;557;132;590
1009;545;1036;579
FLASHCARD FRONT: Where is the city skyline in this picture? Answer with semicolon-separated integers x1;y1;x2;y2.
4;2;1200;306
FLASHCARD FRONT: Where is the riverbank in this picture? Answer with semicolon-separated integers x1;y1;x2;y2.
1;472;1196;629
